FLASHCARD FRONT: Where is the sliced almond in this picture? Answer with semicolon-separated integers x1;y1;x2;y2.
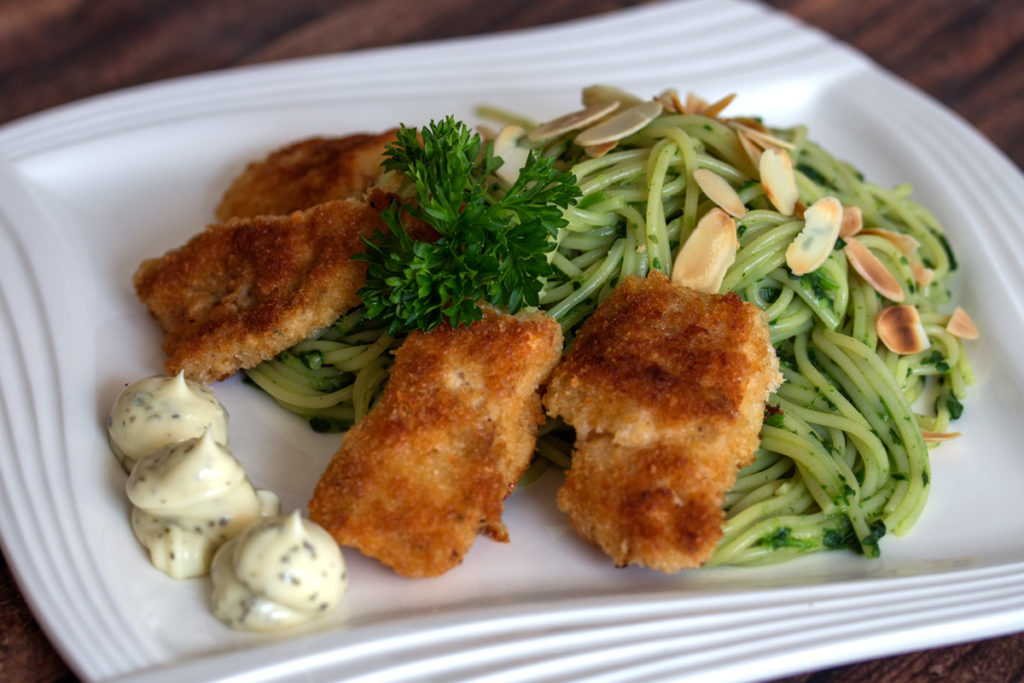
729;116;769;133
573;100;663;148
945;307;979;340
701;93;737;119
582;84;642;109
759;148;799;216
921;429;962;443
731;121;796;151
584;140;618;158
786;196;842;276
492;125;529;185
859;228;921;255
844;238;905;302
736;128;763;167
839;205;863;237
876;305;930;354
685;92;708;115
910;260;934;287
693;168;747;217
655;88;686;114
671;208;739;293
528;100;620;142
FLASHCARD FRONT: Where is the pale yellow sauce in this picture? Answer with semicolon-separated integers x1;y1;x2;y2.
107;372;229;472
126;428;279;579
110;375;347;629
211;510;347;631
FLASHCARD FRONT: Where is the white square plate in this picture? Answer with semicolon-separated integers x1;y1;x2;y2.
1;1;1023;680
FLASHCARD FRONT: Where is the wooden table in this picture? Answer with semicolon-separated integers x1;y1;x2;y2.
1;1;1021;680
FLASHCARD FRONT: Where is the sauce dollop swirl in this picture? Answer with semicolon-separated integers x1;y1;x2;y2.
211;510;347;631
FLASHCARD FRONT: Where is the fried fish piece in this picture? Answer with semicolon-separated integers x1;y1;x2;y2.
309;308;563;578
134;199;391;384
544;272;781;572
215;130;398;221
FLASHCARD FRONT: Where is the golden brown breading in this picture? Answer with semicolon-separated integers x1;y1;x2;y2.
544;272;781;572
134;199;390;383
215;130;398;221
308;308;563;578
552;436;730;570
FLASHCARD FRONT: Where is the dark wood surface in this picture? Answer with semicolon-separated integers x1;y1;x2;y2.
1;1;1022;681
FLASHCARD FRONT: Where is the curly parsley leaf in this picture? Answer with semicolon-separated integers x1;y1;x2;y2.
356;116;581;336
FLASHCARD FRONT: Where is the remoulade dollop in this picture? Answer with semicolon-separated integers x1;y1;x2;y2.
211;510;347;631
125;427;279;579
107;372;229;472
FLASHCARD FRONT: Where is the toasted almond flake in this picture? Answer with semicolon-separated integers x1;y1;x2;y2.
736;128;763;167
946;306;980;340
667;90;686;114
476;124;497;141
921;429;962;443
860;228;921;254
839;205;863;237
786;196;842;275
747;128;797;151
492;125;529;185
844;238;905;302
731;121;796;151
584;140;617;158
911;261;934;287
685;92;708;115
574;100;663;147
582;84;642;109
701;93;737;119
876;305;930;354
528;100;620;142
654;89;686;114
759;148;799;215
671;208;739;293
793;201;807;220
729;116;769;133
693;168;747;217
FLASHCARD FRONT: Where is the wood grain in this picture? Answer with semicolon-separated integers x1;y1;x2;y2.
1;1;1022;681
770;0;1024;170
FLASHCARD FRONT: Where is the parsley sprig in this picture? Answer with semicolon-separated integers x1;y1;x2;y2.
356;117;581;336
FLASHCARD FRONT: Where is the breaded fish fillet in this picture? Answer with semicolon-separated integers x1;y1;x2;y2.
215;130;398;221
134;199;392;383
544;272;781;572
309;308;563;578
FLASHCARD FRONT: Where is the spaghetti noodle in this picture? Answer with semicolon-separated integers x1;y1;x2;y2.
246;90;975;565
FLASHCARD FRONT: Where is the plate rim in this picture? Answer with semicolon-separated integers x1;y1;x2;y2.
2;1;1023;681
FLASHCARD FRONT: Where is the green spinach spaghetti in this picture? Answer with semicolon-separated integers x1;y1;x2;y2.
244;87;976;566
